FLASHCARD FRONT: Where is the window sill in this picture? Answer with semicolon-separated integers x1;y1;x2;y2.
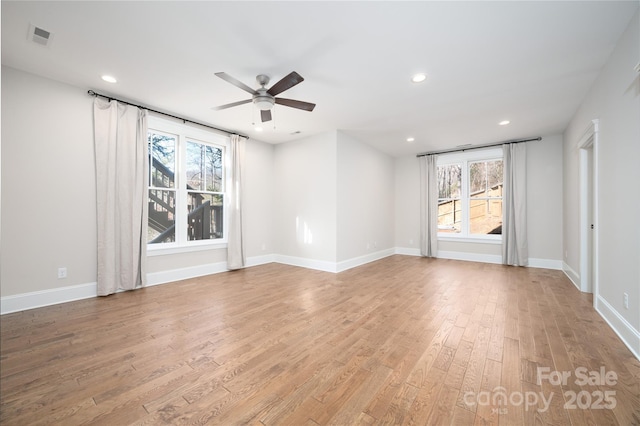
147;241;228;256
438;236;502;245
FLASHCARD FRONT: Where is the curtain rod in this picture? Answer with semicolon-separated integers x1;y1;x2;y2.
87;90;248;139
416;137;542;157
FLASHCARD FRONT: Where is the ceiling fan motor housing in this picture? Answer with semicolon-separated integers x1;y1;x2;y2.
254;90;275;110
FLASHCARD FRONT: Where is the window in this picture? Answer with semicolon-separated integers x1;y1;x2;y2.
437;148;503;240
147;117;228;250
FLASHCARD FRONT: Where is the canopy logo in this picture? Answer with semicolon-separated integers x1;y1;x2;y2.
463;366;618;414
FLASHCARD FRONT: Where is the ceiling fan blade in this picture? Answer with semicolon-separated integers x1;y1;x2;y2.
215;72;258;95
267;71;304;96
211;99;252;111
261;109;272;122
275;97;316;112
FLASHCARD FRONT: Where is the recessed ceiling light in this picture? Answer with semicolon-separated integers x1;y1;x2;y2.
254;126;263;132
101;75;117;83
406;137;415;142
499;120;510;126
411;73;427;83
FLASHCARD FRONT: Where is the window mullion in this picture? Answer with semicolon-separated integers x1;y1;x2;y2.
462;160;469;237
175;134;187;245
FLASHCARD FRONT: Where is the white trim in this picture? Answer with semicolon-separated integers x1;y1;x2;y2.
527;258;563;270
147;242;227;256
437;147;503;163
436;149;504;240
336;248;395;273
147;115;230;248
1;282;97;315
420;249;562;270
245;254;276;268
577;119;599;295
1;254;269;314
272;254;338;273
437;250;503;265
0;251;568;315
395;247;421;256
146;261;228;286
596;295;640;361
562;262;581;291
438;236;501;245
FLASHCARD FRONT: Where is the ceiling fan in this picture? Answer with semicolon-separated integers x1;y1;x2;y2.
212;71;316;123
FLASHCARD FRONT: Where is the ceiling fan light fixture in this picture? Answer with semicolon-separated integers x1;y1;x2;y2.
254;95;275;110
499;120;510;126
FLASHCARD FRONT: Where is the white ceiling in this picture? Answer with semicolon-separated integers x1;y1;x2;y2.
2;1;637;157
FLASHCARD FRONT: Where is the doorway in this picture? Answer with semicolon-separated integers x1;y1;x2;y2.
578;120;599;305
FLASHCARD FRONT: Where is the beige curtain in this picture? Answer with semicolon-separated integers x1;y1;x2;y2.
93;99;148;295
502;143;528;266
227;134;247;270
419;154;438;257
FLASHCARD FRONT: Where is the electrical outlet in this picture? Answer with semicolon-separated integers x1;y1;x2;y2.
409;239;414;245
57;267;67;279
623;293;629;309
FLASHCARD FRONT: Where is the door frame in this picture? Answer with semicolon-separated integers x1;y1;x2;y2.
577;119;599;305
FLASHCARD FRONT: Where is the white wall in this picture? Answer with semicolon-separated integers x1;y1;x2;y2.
273;132;337;263
1;66;276;304
272;130;395;270
394;135;564;266
336;131;395;262
243;139;275;258
563;11;639;356
527;135;563;263
1;66;97;296
394;155;420;252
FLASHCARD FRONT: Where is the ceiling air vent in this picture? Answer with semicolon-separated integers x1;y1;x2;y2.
28;23;53;47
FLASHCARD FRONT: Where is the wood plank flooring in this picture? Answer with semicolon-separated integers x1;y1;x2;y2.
1;256;639;425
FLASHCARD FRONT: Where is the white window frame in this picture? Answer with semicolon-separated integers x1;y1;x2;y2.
437;147;503;244
147;116;230;255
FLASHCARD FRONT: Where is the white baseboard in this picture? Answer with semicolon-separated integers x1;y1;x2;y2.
528;258;563;270
595;295;640;361
336;248;395;272
398;247;562;271
1;282;97;315
0;250;571;315
245;254;276;268
562;262;581;291
146;261;228;286
395;247;421;256
272;254;338;273
437;250;503;265
273;249;397;273
2;252;636;363
1;255;268;315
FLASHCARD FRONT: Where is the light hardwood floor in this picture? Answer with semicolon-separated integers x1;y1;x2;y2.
1;256;639;425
